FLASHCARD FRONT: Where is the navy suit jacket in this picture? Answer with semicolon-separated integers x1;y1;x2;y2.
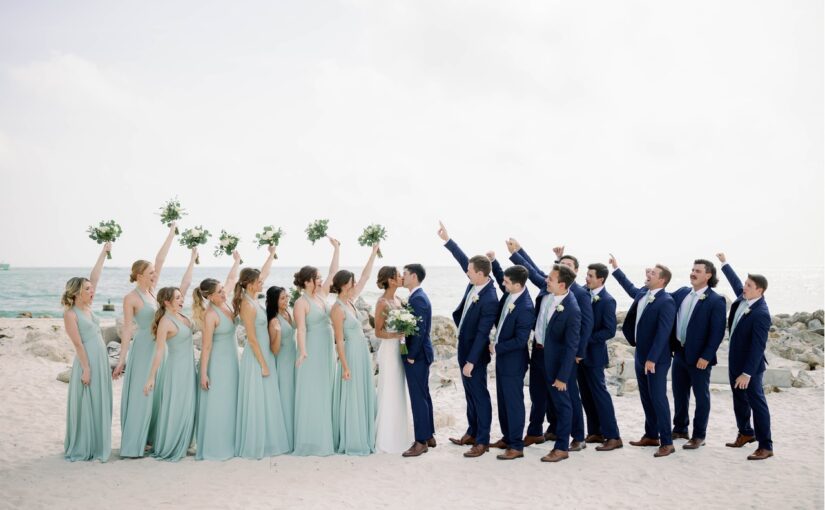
613;268;677;365
721;264;770;376
543;292;581;383
669;286;727;365
490;259;535;376
405;288;434;364
509;248;593;358
444;239;499;366
583;287;617;368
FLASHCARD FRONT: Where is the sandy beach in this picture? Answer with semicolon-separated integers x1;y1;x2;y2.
0;318;822;510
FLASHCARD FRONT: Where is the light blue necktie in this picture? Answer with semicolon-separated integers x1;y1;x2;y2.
535;297;551;346
678;292;699;345
731;300;749;335
494;295;514;345
458;287;475;332
635;291;651;339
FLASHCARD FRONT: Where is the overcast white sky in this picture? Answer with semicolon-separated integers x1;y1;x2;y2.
0;1;822;269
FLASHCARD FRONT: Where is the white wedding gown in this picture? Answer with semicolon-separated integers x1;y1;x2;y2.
375;335;414;453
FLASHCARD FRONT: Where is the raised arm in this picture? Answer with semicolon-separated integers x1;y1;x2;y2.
259;245;277;284
352;244;379;299
64;310;91;386
224;250;242;292
89;242;111;293
717;253;744;297
179;248;197;298
153;223;178;287
438;221;470;271
511;251;548;291
489;254;506;293
319;237;341;296
609;255;642;298
331;304;350;380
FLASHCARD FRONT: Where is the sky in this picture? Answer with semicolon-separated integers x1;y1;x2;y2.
0;0;822;270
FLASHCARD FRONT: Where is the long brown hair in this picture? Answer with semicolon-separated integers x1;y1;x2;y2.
152;287;178;337
233;268;260;318
61;277;89;309
192;278;220;328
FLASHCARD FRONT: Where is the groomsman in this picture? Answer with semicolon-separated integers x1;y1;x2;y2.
438;222;498;458
507;240;592;451
669;260;726;449
610;256;677;458
581;263;623;451
717;253;773;460
488;254;535;460
539;264;582;463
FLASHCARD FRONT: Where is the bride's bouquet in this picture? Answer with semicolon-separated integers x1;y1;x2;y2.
305;219;329;245
87;220;123;259
179;226;211;264
158;197;186;234
255;225;284;259
386;305;421;355
357;224;387;258
214;230;242;264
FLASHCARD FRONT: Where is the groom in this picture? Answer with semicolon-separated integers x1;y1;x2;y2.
401;263;436;458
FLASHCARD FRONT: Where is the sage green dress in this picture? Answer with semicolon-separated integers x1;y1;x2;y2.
235;293;290;458
332;300;377;455
275;313;297;452
292;294;335;456
151;313;197;461
64;307;113;462
196;304;239;460
120;289;165;457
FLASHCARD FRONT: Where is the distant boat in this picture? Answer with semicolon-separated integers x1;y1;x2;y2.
0;262;9;270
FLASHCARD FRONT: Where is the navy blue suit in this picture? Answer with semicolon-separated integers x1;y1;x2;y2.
721;264;772;451
578;287;621;440
510;248;591;443
669;286;726;439
543;292;581;451
444;239;498;445
613;268;677;445
490;260;534;450
403;287;435;443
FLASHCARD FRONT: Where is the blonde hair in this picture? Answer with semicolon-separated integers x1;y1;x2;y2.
192;278;220;328
130;260;151;283
61;277;89;309
152;287;178;337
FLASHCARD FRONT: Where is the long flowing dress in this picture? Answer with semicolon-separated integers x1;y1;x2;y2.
120;289;165;457
275;313;297;452
64;307;113;462
292;294;335;456
151;313;197;461
332;300;377;455
235;293;290;458
195;304;239;460
374;298;414;453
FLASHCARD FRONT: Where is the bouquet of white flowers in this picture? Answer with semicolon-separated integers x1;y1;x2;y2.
305;219;329;245
214;230;242;264
87;220;122;259
179;226;210;264
158;197;186;234
386;305;421;355
255;225;283;259
357;224;387;258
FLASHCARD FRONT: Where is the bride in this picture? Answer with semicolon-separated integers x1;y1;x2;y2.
373;266;413;453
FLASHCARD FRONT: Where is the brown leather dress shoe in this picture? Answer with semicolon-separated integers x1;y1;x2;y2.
490;439;508;449
725;434;756;448
747;448;774;460
569;441;586;452
654;445;676;457
682;438;705;450
449;434;476;446
629;436;660;447
496;448;524;460
463;444;490;458
523;435;546;447
585;434;605;444
540;449;569;462
427;437;437;448
402;441;428;457
544;431;558;441
595;438;624;451
671;432;689;440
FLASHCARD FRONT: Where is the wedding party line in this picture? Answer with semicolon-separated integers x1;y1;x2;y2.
61;214;775;464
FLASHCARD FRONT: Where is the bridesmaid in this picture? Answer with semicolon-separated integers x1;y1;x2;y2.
63;242;113;462
193;250;242;461
292;236;341;456
143;279;198;462
235;246;290;459
116;223;194;457
331;244;380;455
266;285;296;452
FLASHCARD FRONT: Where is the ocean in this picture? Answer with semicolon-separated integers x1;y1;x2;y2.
0;265;822;319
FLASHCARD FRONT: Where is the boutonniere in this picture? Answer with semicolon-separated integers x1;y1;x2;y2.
556;304;564;313
472;294;479;303
698;293;707;301
507;303;516;312
592;295;600;303
647;294;656;304
744;308;751;315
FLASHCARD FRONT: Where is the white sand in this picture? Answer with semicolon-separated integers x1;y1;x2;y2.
0;319;822;510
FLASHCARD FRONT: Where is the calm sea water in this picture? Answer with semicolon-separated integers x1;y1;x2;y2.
0;265;822;318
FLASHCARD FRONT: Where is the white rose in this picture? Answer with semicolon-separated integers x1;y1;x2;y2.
192;228;201;236
221;239;230;247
